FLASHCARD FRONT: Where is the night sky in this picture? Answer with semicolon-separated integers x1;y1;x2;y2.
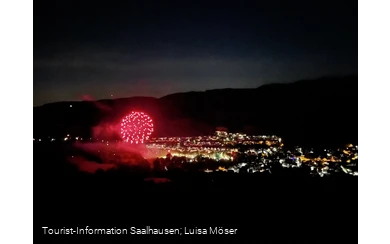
34;0;357;106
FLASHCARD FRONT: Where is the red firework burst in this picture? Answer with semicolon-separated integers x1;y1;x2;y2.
120;112;154;144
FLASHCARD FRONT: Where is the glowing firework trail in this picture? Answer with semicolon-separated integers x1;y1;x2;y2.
120;112;154;144
81;95;112;111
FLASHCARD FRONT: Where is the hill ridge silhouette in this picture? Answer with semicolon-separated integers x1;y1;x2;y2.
35;75;357;107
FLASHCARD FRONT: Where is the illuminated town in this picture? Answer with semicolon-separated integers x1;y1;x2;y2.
33;129;358;177
145;130;283;160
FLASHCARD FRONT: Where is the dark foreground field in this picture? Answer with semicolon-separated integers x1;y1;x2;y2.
35;176;357;243
34;143;361;243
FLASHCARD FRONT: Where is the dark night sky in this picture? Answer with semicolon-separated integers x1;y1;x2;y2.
34;0;357;106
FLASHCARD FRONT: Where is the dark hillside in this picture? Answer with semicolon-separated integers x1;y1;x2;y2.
34;76;357;148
